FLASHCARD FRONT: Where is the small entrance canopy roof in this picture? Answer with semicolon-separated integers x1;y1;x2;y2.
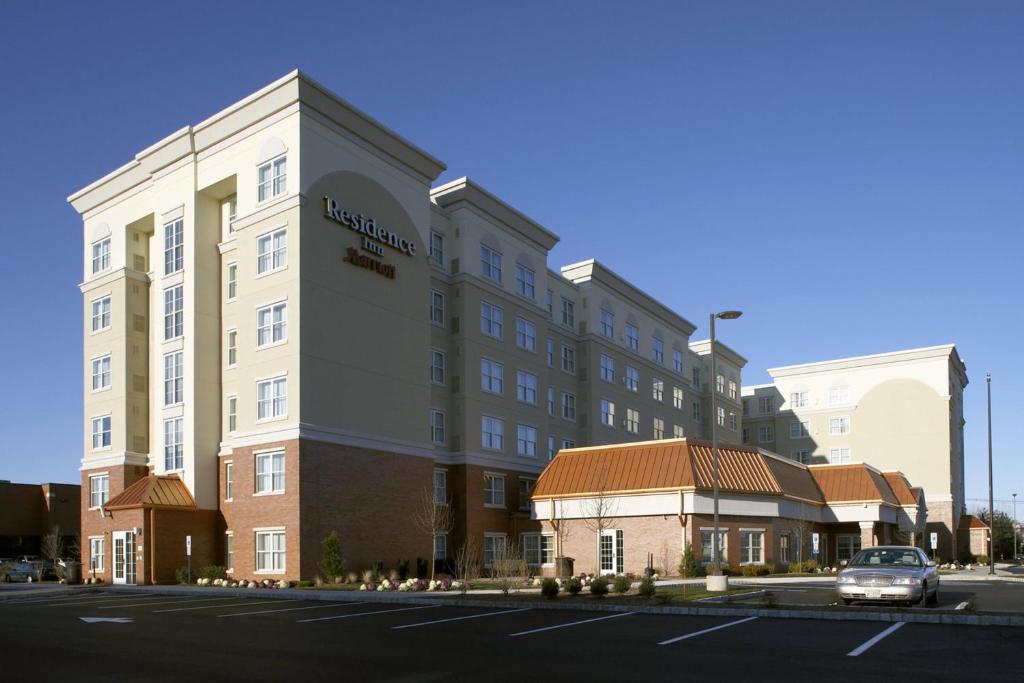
104;475;197;511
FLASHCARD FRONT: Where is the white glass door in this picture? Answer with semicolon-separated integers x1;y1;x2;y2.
113;531;126;584
112;531;136;585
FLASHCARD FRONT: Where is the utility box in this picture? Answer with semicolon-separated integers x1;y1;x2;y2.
555;556;574;578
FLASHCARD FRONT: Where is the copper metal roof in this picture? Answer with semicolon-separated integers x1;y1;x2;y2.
881;472;918;506
105;475;197;510
762;455;825;504
959;514;989;530
807;465;900;505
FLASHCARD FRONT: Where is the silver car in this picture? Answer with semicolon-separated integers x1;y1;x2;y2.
837;546;939;607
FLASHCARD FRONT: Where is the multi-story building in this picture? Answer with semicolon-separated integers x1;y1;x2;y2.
70;70;745;584
741;345;968;558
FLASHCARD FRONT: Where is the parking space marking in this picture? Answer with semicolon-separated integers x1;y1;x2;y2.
45;595;135;607
846;622;906;657
391;608;531;630
299;604;440;623
100;597;240;609
153;599;296;613
508;611;635;637
6;593;120;605
218;601;368;618
657;616;759;645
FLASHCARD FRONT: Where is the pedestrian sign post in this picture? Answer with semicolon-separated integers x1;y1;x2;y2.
186;535;192;583
930;532;938;559
812;532;820;558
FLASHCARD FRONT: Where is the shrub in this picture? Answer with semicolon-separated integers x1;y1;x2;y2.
174;566;191;584
295;579;314;588
764;564;776;576
564;577;582;595
638;577;656;598
679;543;699;578
541;577;559;599
612;574;632;594
317;531;346;583
199;565;228;580
719;563;733;576
976;555;989;566
590;576;609;597
740;564;760;577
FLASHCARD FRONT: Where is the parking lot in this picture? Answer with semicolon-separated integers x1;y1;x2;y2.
1;590;1020;681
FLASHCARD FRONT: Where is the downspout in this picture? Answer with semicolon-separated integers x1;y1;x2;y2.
150;508;157;586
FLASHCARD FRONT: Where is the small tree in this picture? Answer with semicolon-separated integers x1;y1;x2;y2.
413;484;454;581
678;542;698;578
490;539;528;596
40;525;66;581
452;539;480;594
318;531;346;584
581;463;620;575
788;502;814;568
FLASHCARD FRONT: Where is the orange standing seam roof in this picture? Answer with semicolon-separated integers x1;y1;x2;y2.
104;475;197;510
807;465;900;505
881;472;918;506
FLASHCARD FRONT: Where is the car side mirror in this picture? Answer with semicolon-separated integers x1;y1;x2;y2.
927;560;936;567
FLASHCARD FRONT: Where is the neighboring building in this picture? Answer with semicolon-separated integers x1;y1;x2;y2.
0;481;80;558
957;514;989;559
69;70;745;583
741;345;968;559
530;438;925;576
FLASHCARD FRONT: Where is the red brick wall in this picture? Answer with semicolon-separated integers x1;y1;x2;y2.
149;509;219;584
79;464;149;580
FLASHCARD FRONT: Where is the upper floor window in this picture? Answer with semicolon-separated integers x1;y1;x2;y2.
728;379;738;400
227;396;237;433
434;469;447;503
515;264;535;299
600;399;615;427
226;263;238;300
625;366;639;392
91;415;111;450
561;392;576;421
257;156;287;202
792;449;811;464
430;290;445;327
91;354;111;392
653;417;665;439
692;366;700;388
163;351;183;406
516;425;538;458
790;391;808;408
673;424;685;438
430;350;445;385
226;329;238;367
715;373;725;394
257;227;287;275
481;358;504;395
257;376;287;420
480;245;502;283
729;412;737;430
480;301;503;339
829;447;851;464
652;378;664;402
164;417;183;471
625;324;639;350
546;339;554;367
652;338;664;364
255;451;285;493
600;309;614;338
560;298;575;328
600;354;615;383
429;231;444;268
256;302;287;347
692;401;702;422
673;349;683;373
483;473;505;507
716;406;725;427
758;425;774;443
482;417;504;451
430;409;445;444
164;286;183;340
625;408;639;434
672;387;684;410
758;396;774;414
829;386;850;406
515;318;536;352
89;474;109;508
516;370;538;405
546;289;553;316
164;219;184;275
829;416;851;435
560;345;575;374
790;420;810;439
225;462;234;500
91;238;111;274
91;296;111;332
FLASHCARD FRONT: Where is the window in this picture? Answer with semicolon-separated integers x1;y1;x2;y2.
256;227;287;274
91;296;112;333
790;420;810;439
728;379;737;400
480;358;504;394
758;425;774;443
600;354;615;383
692;401;701;422
515;318;536;351
560;297;574;328
91;415;111;450
430;410;445;444
226;532;234;571
625;323;639;350
837;534;862;562
740;530;764;564
600;399;615;427
483;474;505;507
224;462;234;501
791;449;810;464
516;371;537;404
829;416;851;435
758;396;774;414
673;349;683;373
430;350;445;385
625;366;639;392
560;345;575;374
743;428;750;443
164;285;183;340
255;451;285;493
480;301;503;339
673;424;685;439
547;387;555;416
700;529;727;564
523;533;553;565
434;470;447;503
257;156;287;202
652;378;664;402
672;387;683;410
729;412;737;430
561;393;576;421
429;231;444;267
256;376;287;420
716;406;725;427
226;329;238;367
483;534;506;566
692;367;701;389
89;537;105;572
256;302;287;347
715;373;725;394
91;355;111;391
547;436;556;460
625;408;639;434
829;447;851;464
226;262;238;300
163;219;183;275
562;439;576;449
482;416;504;451
653;417;665;439
162;351;183;406
515;264;535;299
829;386;850;406
434;533;448;561
430;290;445;326
779;534;790;564
480;245;502;283
790;391;808;408
89;474;109;509
255;529;285;572
546;339;554;367
516;425;538;458
227;395;237;433
164;418;183;471
91;237;111;274
652;338;664;364
742;400;750;416
600;309;614;338
546;289;553;316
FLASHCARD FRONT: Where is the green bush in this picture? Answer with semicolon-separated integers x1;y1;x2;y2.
590;576;609;597
174;566;191;584
295;579;314;588
678;543;699;578
564;577;582;595
720;563;733;576
318;532;346;583
638;577;656;598
541;578;559;599
740;564;760;577
199;565;228;580
763;564;775;576
976;555;989;566
612;575;632;594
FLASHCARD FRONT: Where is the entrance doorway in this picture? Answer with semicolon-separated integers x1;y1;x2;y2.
112;530;137;585
599;530;624;575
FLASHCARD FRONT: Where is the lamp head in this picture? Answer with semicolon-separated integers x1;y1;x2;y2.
715;310;743;320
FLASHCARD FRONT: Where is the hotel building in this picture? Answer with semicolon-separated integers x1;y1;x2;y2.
70;71;747;584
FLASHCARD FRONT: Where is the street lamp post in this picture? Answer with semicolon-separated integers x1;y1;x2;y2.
707;310;742;592
987;373;994;575
1013;493;1018;562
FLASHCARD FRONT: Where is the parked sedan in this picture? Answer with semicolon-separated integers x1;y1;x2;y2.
837;546;939;606
1;561;35;583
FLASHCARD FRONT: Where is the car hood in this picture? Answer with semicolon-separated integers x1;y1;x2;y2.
840;565;924;577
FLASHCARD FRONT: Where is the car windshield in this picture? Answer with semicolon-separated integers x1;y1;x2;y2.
848;549;922;568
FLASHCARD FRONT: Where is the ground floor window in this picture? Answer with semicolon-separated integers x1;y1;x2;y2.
740;530;764;564
522;533;554;566
89;537;104;572
434;533;447;561
837;534;861;562
255;530;285;572
700;529;727;564
226;532;234;571
483;534;507;567
779;533;790;564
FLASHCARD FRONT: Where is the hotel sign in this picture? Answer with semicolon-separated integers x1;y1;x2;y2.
323;196;416;258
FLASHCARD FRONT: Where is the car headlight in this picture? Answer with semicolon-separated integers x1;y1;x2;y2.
891;577;921;586
838;575;857;584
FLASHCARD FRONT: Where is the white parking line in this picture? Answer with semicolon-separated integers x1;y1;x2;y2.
299;604;440;623
100;597;237;609
509;611;634;637
846;622;906;657
45;595;135;607
657;616;759;645
7;593;122;606
153;599;295;613
218;601;368;617
392;608;531;630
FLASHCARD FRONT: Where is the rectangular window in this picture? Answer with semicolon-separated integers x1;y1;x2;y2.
434;533;448;561
790;420;810;439
728;379;737;400
547;387;555;416
429;231;444;267
163;219;183;275
480;301;503;339
434;470;447;503
743;427;750;443
829;386;850;406
163;351;183;405
600;309;614;338
89;474;109;508
430;350;445;385
673;349;683;373
692;367;701;389
515;318;536;352
163;285;183;340
758;396;773;414
625;324;639;350
546;339;554;367
482;416;504;451
483;534;506;567
256;376;287;420
779;534;790;564
515;264;535;299
546;289;553;316
255;451;285;493
91;415;111;450
227;262;238;300
653;417;665;439
483;474;505;507
600;399;615;427
790;391;808;408
837;534;862;562
430;290;445;326
625;366;639;392
560;345;575;374
700;529;727;565
255;529;286;572
481;358;504;394
715;373;725;394
430;410;445;444
225;462;234;501
256;227;287;275
523;532;553;565
729;412;737;430
256;302;287;347
716;406;725;427
516;425;538;458
626;408;639;434
652;338;664;364
758;425;774;443
562;439;576;449
742;400;750;416
561;393;576;421
829;447;851;464
91;237;111;274
89;537;105;572
257;156;287;202
692;401;701;422
227;395;237;432
226;329;238;367
791;449;810;464
480;245;502;283
673;424;685;439
560;297;574;328
740;531;764;564
163;417;183;471
516;370;537;404
600;354;615;383
652;378;664;402
672;387;683;410
226;532;234;571
91;355;111;391
829;416;851;435
91;296;111;332
547;436;556;460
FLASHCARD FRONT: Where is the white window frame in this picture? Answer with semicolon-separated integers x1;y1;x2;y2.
480;244;502;283
791;449;811;464
429;231;444;268
829;415;851;436
225;531;234;572
829;447;852;464
673;424;685;439
790;391;808;408
480;301;503;339
515;263;535;299
560;297;574;328
790;420;810;439
739;529;765;565
600;309;614;338
88;473;109;509
256;376;287;421
430;290;445;327
625;408;639;434
163;417;183;471
256;301;288;348
257;155;287;203
482;416;504;451
625;323;639;350
483;533;507;567
255;450;286;494
254;528;286;573
673;349;683;373
560;392;576;422
430;350;446;385
672;387;683;410
652;377;664;402
226;328;238;368
516;370;538;405
600;354;615;383
560;345;575;374
515;318;536;352
758;396;773;414
430;409;446;444
700;528;728;565
625;366;639;392
91;415;111;451
163;285;183;340
547;387;555;416
516;424;538;458
226;394;237;434
758;425;774;443
483;473;506;508
224;461;234;501
226;262;238;301
91;296;111;333
481;358;504;395
600;399;615;428
653;417;665;439
91;237;111;274
163;219;184;275
829;386;851;406
91;354;111;392
89;536;105;572
434;469;448;503
652;338;664;364
256;227;287;275
163;351;183;406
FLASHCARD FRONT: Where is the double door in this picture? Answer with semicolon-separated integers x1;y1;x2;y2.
112;530;136;585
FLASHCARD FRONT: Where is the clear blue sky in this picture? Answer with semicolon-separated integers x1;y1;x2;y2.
0;1;1020;511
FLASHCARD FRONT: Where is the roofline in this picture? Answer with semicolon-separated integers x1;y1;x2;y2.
688;339;748;368
556;437;688;454
767;344;962;378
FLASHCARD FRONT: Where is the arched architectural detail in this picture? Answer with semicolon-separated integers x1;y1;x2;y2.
257;136;288;165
